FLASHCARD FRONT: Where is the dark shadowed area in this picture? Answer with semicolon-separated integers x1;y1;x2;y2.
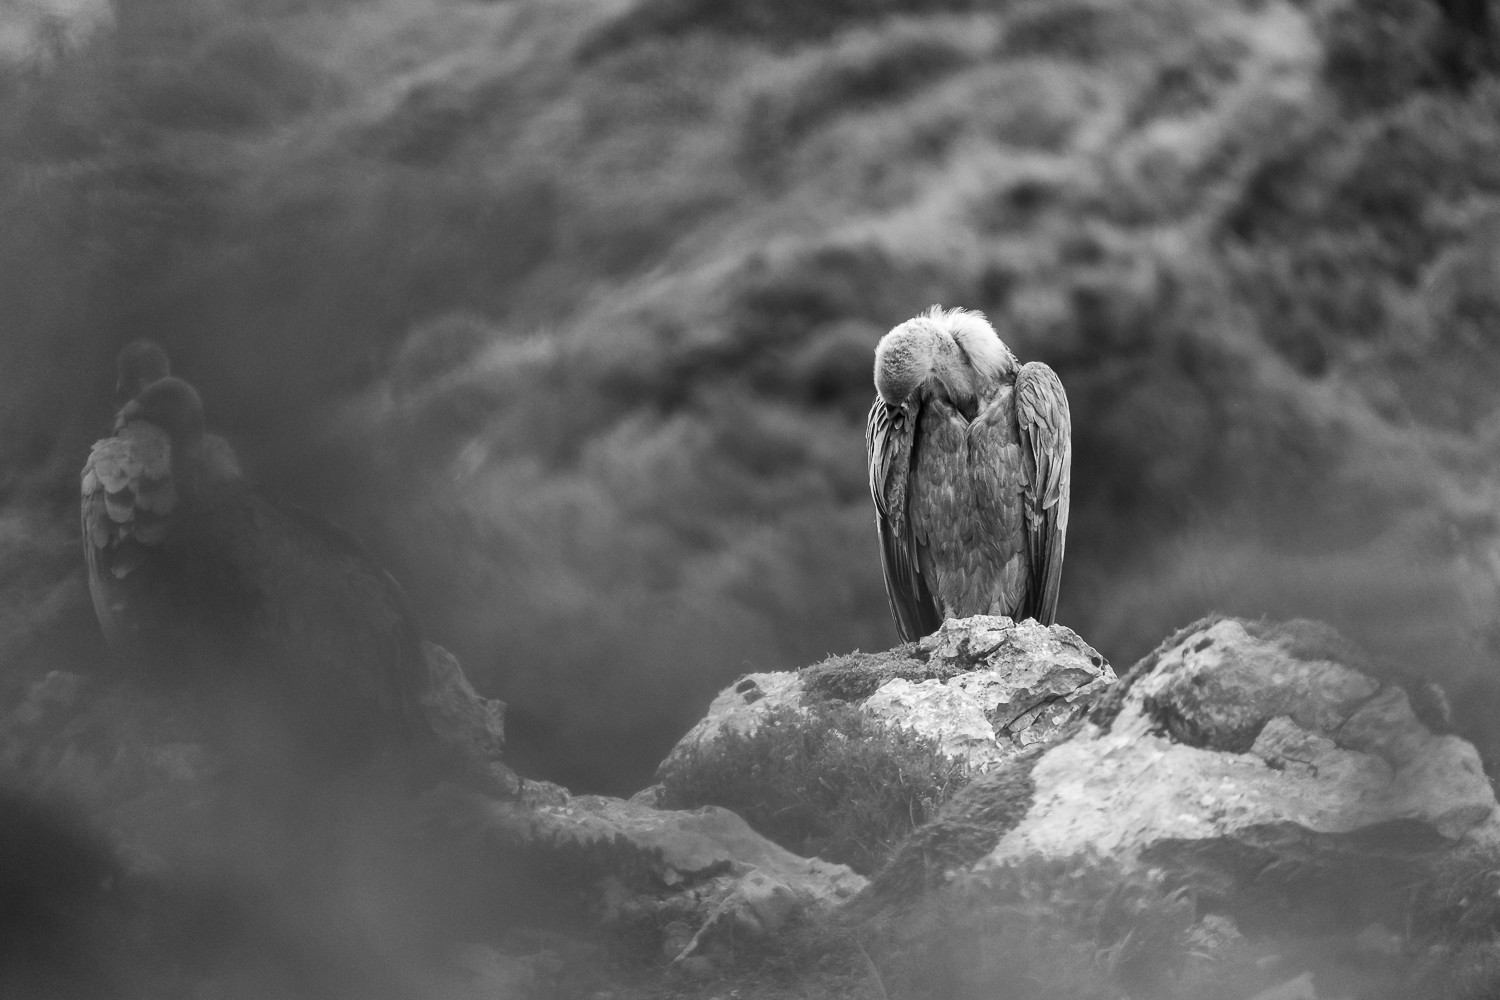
3;0;1500;992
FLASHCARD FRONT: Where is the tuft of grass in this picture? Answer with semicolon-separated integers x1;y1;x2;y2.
799;647;959;703
1241;617;1376;674
1409;852;1500;946
657;701;971;874
859;746;1044;904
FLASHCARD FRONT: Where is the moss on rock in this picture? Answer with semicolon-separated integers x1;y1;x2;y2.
799;646;966;705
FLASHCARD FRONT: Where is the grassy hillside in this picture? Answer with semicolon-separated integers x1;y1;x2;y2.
2;0;1499;793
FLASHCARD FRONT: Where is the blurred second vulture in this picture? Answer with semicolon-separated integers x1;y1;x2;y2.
866;306;1072;642
80;344;429;764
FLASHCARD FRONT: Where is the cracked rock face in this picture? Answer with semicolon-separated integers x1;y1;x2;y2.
871;617;1115;765
662;616;1115;774
984;617;1499;869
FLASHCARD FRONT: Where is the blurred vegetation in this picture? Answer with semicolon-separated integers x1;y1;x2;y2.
657;701;969;873
2;0;1500;802
862;858;1268;1000
541;848;1500;999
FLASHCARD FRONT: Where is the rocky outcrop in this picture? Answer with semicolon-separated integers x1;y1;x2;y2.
665;616;1115;776
454;787;866;963
985;616;1496;869
850;614;1500;965
12;609;1500;997
419;641;515;796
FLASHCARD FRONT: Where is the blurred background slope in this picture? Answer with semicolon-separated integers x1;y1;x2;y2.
2;0;1499;794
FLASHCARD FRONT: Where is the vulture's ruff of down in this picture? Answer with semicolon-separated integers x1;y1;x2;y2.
866;306;1072;642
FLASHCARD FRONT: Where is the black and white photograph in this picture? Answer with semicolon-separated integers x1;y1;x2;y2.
3;0;1500;995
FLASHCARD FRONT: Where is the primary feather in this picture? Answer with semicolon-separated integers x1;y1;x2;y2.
866;306;1072;641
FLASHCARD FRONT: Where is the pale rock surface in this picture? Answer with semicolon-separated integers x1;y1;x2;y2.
666;670;806;766
861;678;998;763
471;789;865;956
663;615;1114;773
984;618;1499;869
509;794;864;898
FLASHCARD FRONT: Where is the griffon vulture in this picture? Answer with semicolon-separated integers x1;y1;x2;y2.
81;368;426;760
866;306;1071;642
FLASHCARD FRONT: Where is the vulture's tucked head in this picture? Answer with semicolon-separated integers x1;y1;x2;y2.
874;306;1017;409
116;377;206;453
115;340;172;406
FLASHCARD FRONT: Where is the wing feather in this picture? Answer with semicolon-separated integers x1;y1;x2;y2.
867;397;942;642
81;426;179;649
1013;362;1071;625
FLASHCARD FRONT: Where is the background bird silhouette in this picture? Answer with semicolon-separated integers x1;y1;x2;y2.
81;359;429;765
113;339;171;406
866;306;1072;642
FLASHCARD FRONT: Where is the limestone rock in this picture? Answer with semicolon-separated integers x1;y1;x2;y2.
419;641;515;796
940;617;1500;938
453;787;865;958
486;792;865;900
663;616;1114;775
666;670;806;768
861;677;999;762
986;618;1497;870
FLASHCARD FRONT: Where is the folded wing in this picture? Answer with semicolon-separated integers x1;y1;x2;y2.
1012;361;1071;625
867;397;942;643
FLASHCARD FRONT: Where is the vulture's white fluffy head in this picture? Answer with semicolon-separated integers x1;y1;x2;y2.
874;305;1016;407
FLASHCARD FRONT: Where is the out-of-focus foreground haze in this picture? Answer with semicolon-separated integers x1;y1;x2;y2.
4;0;1500;802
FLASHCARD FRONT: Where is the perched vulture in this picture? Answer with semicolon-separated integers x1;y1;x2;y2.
866;306;1071;642
81;368;427;762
